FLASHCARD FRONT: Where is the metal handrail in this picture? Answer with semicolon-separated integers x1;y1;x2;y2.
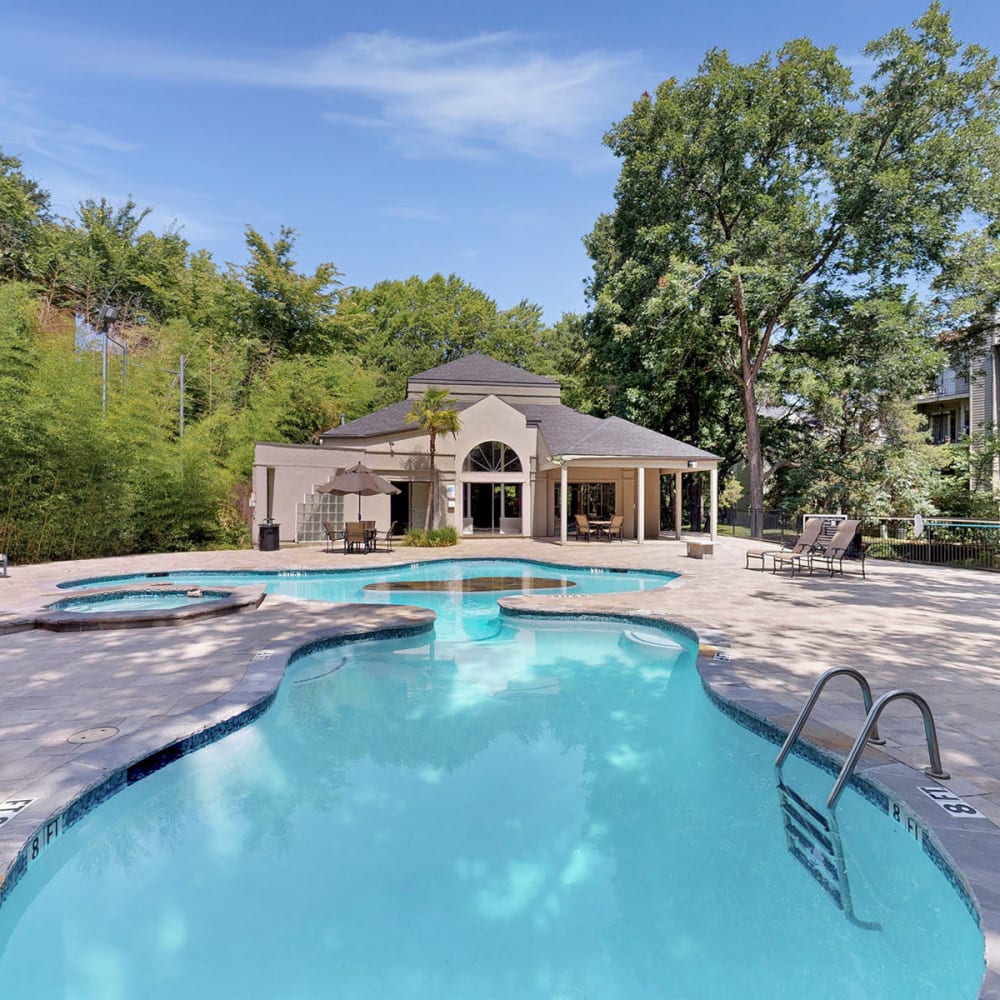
775;667;885;778
827;690;950;810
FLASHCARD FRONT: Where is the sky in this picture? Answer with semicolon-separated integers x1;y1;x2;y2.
4;1;1000;324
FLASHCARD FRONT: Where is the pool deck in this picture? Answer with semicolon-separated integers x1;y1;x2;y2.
2;535;1000;994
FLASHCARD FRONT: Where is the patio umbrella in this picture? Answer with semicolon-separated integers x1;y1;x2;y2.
317;462;400;520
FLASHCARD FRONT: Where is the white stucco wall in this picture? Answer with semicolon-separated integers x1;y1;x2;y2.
452;396;537;535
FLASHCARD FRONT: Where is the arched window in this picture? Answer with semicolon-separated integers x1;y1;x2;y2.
463;441;522;473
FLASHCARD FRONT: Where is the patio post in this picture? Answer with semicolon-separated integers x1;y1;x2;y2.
674;471;683;539
560;463;568;545
709;465;718;540
637;466;645;544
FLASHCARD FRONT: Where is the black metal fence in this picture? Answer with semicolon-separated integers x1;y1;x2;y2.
860;518;1000;572
715;510;1000;572
715;509;801;544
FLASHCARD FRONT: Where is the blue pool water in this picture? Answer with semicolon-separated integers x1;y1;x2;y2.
47;590;231;613
60;559;676;641
2;563;984;997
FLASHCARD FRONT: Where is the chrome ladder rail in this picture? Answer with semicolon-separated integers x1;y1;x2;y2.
774;666;885;779
775;778;881;929
827;690;950;810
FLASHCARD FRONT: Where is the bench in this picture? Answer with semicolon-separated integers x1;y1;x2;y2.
686;541;714;559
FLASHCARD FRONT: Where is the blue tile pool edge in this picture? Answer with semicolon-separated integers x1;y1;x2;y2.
496;601;1000;999
55;556;681;590
0;614;436;916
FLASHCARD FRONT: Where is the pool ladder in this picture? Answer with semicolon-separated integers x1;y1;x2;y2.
772;667;951;929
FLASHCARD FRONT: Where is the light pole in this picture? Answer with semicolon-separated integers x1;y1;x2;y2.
165;355;186;437
99;304;121;414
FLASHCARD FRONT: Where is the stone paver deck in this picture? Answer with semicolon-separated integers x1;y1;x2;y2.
2;535;1000;993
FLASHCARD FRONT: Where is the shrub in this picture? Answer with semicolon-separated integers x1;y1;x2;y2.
403;526;458;547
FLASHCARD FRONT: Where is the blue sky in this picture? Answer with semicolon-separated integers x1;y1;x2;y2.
4;1;999;323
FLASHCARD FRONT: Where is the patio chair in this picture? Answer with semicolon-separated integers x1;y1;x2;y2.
746;516;824;571
574;514;597;542
806;519;866;578
601;514;624;542
344;521;370;554
323;521;340;553
372;521;398;552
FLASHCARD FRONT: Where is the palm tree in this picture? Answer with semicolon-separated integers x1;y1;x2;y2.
405;387;461;531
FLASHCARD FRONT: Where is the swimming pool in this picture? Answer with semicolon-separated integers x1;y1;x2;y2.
2;561;985;996
60;558;677;642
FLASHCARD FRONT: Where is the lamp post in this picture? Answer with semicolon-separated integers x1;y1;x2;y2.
164;355;186;437
99;305;121;414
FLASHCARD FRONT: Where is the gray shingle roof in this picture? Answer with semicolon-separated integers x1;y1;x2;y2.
408;353;559;387
321;355;720;461
515;407;720;461
571;416;720;460
320;400;473;440
512;404;604;456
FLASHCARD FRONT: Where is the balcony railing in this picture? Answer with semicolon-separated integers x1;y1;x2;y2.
920;375;970;400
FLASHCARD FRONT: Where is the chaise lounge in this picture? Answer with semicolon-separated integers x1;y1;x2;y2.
745;516;824;571
773;519;863;577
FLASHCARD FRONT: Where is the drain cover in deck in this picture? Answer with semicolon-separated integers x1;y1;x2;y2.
67;726;119;745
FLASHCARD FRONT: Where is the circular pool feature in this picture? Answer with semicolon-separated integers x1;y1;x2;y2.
48;589;232;613
363;575;577;593
35;585;265;631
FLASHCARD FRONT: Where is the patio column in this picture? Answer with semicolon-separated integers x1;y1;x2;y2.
637;466;645;544
709;465;718;540
674;471;683;539
560;463;568;545
521;457;538;538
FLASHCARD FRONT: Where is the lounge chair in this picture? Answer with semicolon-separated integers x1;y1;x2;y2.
746;516;824;571
807;519;866;578
574;514;597;542
773;519;862;577
601;514;624;542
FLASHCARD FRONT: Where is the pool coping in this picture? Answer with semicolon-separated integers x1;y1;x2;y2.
496;598;1000;1000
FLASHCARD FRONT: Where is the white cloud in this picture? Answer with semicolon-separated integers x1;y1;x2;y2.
42;31;638;161
0;77;138;173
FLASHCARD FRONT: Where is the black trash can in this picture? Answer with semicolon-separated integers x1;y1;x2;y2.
258;523;280;552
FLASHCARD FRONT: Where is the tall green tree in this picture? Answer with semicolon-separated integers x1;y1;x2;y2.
587;4;1000;534
51;197;190;327
338;274;547;403
771;287;947;515
0;148;51;281
221;225;343;360
405;387;461;531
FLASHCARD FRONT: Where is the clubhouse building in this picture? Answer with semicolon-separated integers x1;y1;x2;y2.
252;354;721;544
